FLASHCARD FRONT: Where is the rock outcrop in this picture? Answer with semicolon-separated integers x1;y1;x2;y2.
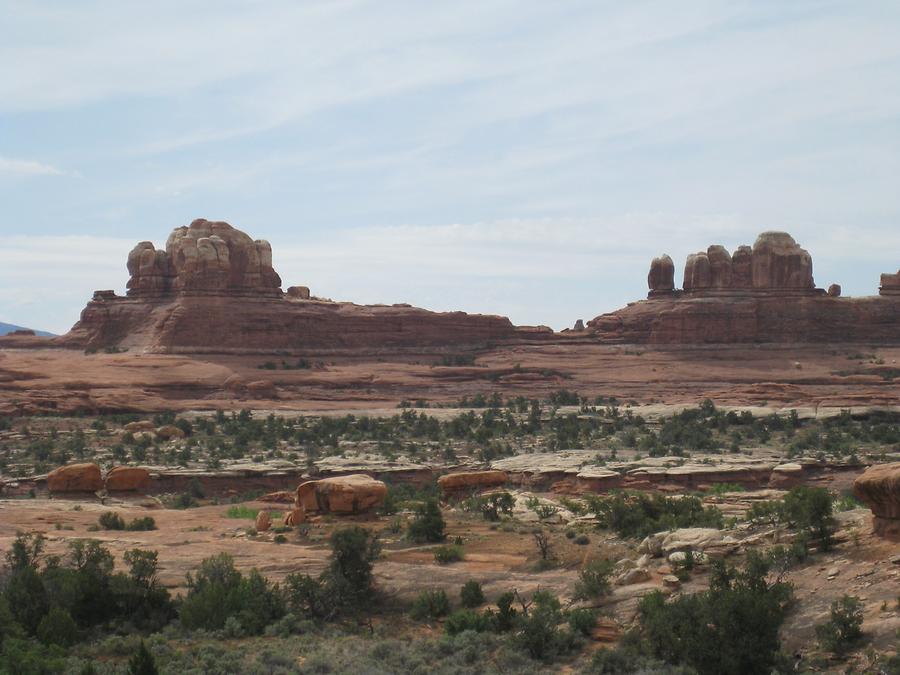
881;270;900;296
255;510;272;532
59;219;547;354
47;463;103;493
589;231;899;343
295;474;387;515
854;462;900;538
648;255;675;295
437;470;508;496
105;466;151;492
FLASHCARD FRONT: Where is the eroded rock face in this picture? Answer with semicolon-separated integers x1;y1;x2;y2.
751;231;814;290
438;470;508;496
105;466;151;492
47;463;103;493
296;474;387;515
126;219;281;297
854;462;900;538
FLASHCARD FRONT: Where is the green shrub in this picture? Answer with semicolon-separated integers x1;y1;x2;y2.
408;498;446;543
574;559;613;600
410;589;450;620
816;595;864;654
99;511;126;530
573;534;590;545
468;492;514;521
225;505;259;519
460;580;485;608
127;640;158;675
587;491;723;538
567;607;596;636
636;553;793;675
36;607;78;647
444;608;493;635
434;544;464;564
126;516;157;531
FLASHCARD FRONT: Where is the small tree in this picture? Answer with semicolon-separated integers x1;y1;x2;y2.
460;580;485;608
408;498;445;543
816;595;864;654
128;640;158;675
574;559;613;600
36;607;78;647
532;529;553;563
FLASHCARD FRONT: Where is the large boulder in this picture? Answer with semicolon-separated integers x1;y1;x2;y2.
124;420;155;433
854;462;900;537
639;528;734;558
155;425;185;440
105;466;151;492
255;510;272;532
438;470;508;496
47;463;103;493
296;474;387;515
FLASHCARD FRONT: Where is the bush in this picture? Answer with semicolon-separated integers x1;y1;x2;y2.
36;607;78;647
460;580;485;608
434;544;464;564
444;608;493;635
469;492;514;521
99;511;126;530
516;590;569;660
128;640;159;675
567;607;596;636
408;498;446;543
587;492;723;539
746;486;836;551
816;595;864;654
636;553;793;675
127;516;157;531
410;589;450;620
574;559;613;600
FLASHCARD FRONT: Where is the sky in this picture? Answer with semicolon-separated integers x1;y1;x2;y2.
1;0;899;335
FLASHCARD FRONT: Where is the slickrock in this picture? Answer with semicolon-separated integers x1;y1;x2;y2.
47;463;103;493
437;470;508;496
105;466;151;492
295;474;388;515
853;462;900;538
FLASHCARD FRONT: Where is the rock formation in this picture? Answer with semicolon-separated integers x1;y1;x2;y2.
437;470;508;496
255;510;272;532
853;462;900;538
295;474;387;515
58;219;549;354
590;231;899;343
105;466;151;492
47;463;103;493
881;270;900;296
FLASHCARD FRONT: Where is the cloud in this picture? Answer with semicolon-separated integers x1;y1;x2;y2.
0;156;64;176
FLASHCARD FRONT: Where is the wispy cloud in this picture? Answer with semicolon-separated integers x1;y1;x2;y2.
0;156;64;176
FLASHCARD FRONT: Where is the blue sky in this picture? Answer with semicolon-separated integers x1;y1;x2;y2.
1;0;899;334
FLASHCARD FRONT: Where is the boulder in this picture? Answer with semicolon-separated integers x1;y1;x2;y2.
662;574;681;589
155;425;185;440
287;286;311;299
640;528;732;558
438;470;508;495
246;380;277;398
573;319;585;331
854;462;900;537
667;550;708;565
296;474;387;515
47;463;103;493
105;466;151;492
255;510;272;532
827;284;841;298
615;567;651;586
284;507;306;526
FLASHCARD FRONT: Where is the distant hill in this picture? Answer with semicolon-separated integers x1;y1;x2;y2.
0;322;55;337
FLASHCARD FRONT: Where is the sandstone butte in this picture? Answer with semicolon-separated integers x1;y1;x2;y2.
55;218;549;354
0;220;891;353
588;231;900;344
853;461;900;539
